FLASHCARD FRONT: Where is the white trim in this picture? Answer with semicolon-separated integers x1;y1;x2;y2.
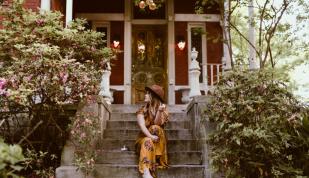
75;13;125;21
110;85;125;91
124;0;132;104
174;85;189;91
92;22;111;48
131;20;167;25
167;0;175;105
40;0;51;12
187;23;207;92
65;0;73;26
175;14;220;22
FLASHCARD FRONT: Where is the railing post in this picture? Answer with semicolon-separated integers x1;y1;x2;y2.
65;0;73;27
99;62;112;105
40;0;51;12
189;48;201;98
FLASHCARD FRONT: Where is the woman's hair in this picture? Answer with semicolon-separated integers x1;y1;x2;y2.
147;91;161;110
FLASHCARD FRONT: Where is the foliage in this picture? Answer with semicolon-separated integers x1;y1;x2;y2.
0;0;113;108
0;138;25;178
69;111;100;175
23;149;57;178
195;0;309;69
205;69;309;178
0;0;113;175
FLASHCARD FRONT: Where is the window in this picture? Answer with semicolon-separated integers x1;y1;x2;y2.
92;22;110;47
188;23;207;86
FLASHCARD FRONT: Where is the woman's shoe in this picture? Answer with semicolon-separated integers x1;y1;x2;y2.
143;168;153;178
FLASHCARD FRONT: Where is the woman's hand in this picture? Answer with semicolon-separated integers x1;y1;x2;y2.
149;134;159;142
158;103;166;112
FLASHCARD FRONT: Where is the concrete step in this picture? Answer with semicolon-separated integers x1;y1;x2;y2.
103;129;192;140
96;151;202;165
110;113;188;121
98;139;200;152
111;104;187;113
93;164;205;178
106;120;190;130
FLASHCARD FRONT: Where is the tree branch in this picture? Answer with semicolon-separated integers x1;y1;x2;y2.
229;22;261;59
18;120;43;145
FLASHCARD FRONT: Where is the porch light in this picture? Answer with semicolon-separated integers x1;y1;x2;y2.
113;40;120;48
177;36;186;50
112;35;120;48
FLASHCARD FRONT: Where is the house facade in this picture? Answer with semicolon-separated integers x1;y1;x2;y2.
6;0;224;105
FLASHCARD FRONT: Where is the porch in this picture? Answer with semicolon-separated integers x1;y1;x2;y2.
41;0;224;105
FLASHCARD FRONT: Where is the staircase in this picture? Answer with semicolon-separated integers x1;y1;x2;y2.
93;104;206;178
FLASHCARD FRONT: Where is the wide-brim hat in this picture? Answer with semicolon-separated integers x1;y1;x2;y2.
145;84;164;102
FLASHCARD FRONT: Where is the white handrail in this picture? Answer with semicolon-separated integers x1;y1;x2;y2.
207;63;223;90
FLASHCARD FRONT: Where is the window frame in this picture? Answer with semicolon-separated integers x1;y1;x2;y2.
92;22;111;47
187;23;207;90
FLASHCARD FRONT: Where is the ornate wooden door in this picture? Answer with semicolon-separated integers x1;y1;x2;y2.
131;25;167;104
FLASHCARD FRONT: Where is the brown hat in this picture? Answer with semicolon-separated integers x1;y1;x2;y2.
145;84;164;102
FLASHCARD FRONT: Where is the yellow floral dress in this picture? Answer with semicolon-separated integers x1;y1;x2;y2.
135;105;169;177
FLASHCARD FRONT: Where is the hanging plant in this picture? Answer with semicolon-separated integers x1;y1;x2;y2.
134;0;165;11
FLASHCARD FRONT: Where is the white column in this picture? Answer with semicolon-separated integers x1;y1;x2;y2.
248;0;259;69
124;0;132;104
189;48;201;98
222;0;232;70
167;0;175;105
65;0;73;27
40;0;51;12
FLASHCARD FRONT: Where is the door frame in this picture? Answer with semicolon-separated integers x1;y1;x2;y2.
131;24;168;104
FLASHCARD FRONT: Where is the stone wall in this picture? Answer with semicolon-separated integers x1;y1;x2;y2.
186;96;220;178
56;96;111;178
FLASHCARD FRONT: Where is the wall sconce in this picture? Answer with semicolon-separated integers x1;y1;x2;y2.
112;35;120;48
177;35;186;50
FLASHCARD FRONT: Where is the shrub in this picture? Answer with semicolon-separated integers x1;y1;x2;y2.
0;138;25;178
205;69;309;178
0;0;113;175
69;112;100;175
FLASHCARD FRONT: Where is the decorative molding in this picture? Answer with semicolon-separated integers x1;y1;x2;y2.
75;13;125;21
175;14;220;22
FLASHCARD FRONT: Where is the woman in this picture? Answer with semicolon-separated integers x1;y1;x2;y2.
135;85;169;178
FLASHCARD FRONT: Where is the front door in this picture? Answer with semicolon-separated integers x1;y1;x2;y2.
131;25;167;104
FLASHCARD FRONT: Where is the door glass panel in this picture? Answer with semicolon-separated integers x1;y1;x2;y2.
132;25;167;104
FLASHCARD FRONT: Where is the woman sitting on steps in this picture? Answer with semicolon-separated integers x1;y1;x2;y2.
135;84;169;178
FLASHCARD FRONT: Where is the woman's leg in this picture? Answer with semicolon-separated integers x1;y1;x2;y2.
139;137;156;176
148;125;168;168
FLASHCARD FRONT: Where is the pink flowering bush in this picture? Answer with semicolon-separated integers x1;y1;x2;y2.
0;0;113;109
0;0;114;176
69;112;100;174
